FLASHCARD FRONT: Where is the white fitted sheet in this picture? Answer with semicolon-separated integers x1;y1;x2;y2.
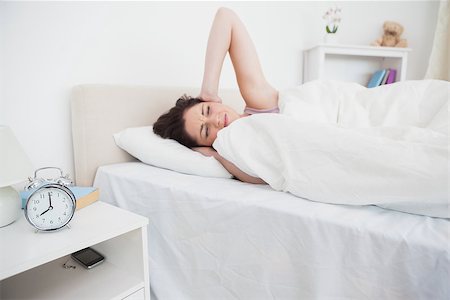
94;162;449;300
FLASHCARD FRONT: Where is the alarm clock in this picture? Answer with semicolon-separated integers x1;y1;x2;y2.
24;167;76;232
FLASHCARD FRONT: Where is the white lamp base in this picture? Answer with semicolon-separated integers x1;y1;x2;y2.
0;186;21;227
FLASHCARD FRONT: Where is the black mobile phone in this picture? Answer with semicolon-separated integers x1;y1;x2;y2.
71;247;105;269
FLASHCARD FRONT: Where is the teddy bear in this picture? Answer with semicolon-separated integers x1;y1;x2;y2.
372;21;408;47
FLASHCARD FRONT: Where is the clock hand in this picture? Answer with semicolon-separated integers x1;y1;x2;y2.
48;192;53;208
40;192;54;217
40;207;50;216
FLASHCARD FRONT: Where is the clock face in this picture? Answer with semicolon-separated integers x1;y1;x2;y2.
25;184;76;231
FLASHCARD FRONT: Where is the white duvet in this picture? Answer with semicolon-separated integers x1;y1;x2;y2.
213;80;449;218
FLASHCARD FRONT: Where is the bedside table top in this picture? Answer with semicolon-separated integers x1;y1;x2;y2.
0;201;148;280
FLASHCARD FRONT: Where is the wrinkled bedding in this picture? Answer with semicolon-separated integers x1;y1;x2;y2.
94;162;450;300
213;80;449;218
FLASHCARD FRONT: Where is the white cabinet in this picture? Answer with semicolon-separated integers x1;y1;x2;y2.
303;44;411;86
0;201;150;300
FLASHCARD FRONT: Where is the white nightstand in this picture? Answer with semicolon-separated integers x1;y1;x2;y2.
0;201;150;300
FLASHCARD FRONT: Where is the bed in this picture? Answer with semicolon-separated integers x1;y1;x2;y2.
71;84;449;300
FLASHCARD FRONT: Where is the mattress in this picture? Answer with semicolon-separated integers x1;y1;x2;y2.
94;162;449;300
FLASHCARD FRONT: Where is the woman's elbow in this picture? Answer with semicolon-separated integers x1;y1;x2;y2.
215;7;237;19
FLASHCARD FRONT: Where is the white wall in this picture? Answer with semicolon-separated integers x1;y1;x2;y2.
0;1;439;181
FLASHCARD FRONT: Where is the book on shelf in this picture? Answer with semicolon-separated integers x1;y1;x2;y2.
21;186;99;210
367;69;387;88
386;69;397;84
380;69;390;85
367;68;397;88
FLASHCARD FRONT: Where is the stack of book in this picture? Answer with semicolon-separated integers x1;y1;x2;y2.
367;68;397;88
21;186;99;210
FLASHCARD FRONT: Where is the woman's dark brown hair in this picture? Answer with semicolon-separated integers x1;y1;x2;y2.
153;95;202;148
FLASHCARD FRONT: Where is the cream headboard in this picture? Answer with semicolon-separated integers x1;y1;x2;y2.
71;84;243;186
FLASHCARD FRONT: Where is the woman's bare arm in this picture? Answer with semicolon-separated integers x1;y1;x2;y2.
193;147;266;184
200;7;278;108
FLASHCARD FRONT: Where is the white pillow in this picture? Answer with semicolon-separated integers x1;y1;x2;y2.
113;126;232;178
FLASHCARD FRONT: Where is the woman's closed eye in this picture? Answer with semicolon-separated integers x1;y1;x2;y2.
202;104;210;116
200;125;209;140
200;123;209;139
201;105;211;139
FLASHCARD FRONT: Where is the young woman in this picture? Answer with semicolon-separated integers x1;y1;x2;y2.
154;7;277;184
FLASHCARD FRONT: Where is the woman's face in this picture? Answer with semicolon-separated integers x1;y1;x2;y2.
184;102;241;146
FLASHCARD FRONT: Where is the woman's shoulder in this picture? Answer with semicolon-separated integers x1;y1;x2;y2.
243;106;280;115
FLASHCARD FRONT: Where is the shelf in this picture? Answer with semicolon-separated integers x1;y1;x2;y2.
0;201;148;280
0;201;150;300
303;44;411;86
310;44;412;57
1;256;144;300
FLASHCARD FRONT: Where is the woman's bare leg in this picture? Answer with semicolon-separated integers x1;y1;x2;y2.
200;7;278;109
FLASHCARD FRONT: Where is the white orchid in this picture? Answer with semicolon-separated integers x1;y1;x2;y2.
323;6;342;33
